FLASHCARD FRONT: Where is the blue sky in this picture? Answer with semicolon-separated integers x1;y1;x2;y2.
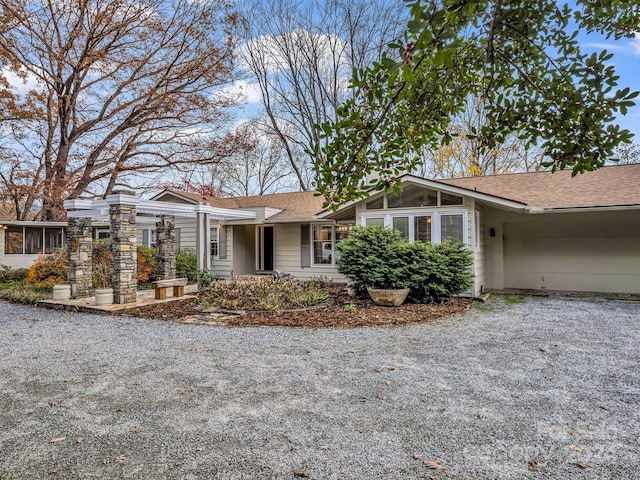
578;29;640;140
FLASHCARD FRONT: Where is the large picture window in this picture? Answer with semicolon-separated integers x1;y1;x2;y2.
361;211;466;245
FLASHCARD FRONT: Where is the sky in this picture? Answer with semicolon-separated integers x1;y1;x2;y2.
577;30;640;140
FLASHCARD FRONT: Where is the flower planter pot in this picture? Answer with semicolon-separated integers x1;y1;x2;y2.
52;284;71;301
367;287;410;307
94;288;114;306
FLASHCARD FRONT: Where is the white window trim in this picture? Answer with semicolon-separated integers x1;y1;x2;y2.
210;225;219;260
311;223;335;267
361;210;468;245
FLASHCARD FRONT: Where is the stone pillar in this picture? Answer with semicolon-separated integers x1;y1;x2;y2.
196;206;211;271
106;192;139;304
155;215;176;280
66;216;93;298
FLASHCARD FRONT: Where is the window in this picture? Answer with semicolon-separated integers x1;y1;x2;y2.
24;227;43;254
392;217;409;238
440;192;463;205
365;196;384;209
210;226;219;259
361;211;466;244
414;216;432;242
388;184;437;208
441;214;464;242
44;228;64;253
5;227;23;254
365;217;385;227
313;224;333;264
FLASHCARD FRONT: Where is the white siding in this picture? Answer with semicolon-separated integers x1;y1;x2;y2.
275;223;347;282
473;203;485;296
211;225;233;280
485;208;640;294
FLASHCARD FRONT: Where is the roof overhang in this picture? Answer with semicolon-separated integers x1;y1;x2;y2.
64;194;256;222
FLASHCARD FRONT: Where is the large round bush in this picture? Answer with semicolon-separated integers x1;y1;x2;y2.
336;225;473;303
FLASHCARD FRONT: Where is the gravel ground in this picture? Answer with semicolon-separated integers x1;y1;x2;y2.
0;295;639;480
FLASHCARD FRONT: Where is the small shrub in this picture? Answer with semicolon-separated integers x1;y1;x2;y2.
0;284;52;304
24;251;67;287
306;275;331;289
0;265;29;283
344;303;357;312
136;246;156;284
198;269;216;289
200;277;331;311
176;248;198;284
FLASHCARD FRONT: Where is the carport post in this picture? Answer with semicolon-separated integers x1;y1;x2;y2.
66;216;93;298
155;215;176;280
195;205;211;273
106;191;139;304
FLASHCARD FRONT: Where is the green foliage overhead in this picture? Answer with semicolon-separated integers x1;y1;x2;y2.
336;226;473;302
313;0;640;207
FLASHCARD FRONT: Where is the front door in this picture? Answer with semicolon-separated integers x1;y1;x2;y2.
257;225;274;271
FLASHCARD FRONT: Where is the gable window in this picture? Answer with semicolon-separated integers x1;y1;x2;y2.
441;192;464;206
388;184;438;208
365;196;384;209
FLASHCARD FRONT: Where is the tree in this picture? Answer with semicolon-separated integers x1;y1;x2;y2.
0;0;241;220
313;0;640;207
240;0;408;191
416;95;545;178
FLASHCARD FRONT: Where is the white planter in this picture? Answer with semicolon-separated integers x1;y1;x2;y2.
94;288;114;306
52;284;71;301
367;287;410;307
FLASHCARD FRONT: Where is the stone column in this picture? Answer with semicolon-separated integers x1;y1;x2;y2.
106;192;139;304
155;215;176;280
66;216;93;298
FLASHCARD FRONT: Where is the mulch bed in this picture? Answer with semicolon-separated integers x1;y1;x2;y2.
127;284;473;328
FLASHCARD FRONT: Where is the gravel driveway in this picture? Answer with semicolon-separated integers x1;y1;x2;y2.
1;295;639;479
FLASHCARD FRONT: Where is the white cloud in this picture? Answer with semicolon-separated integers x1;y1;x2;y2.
631;33;640;55
220;79;263;104
1;67;43;96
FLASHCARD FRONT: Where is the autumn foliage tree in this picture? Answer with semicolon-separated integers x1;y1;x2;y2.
0;0;242;220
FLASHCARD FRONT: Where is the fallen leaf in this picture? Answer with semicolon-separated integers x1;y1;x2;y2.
539;347;546;352
376;394;387;400
374;418;382;425
421;391;429;395
64;378;72;383
392;355;399;361
569;445;581;452
577;463;589;469
413;453;423;460
197;445;207;452
359;396;368;403
48;401;58;407
76;438;83;444
50;436;66;443
318;445;329;450
294;470;310;477
374;368;382;373
425;460;445;470
527;459;538;471
115;454;126;463
129;427;139;433
388;365;396;371
178;388;186;395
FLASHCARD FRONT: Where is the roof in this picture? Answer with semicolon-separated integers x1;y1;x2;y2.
437;163;640;209
166;190;326;220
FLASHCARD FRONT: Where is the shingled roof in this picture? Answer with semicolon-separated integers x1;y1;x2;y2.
437;163;640;209
168;190;326;219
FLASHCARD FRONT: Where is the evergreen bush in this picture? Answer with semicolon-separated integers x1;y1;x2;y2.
336;225;473;303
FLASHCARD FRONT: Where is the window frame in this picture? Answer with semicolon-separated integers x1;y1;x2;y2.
210;226;219;260
360;210;468;245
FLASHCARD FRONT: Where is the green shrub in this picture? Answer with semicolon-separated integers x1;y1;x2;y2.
200;277;331;311
176;247;198;284
0;284;52;304
402;240;474;303
136;246;156;284
335;226;410;292
0;265;29;283
336;225;473;303
24;251;67;287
